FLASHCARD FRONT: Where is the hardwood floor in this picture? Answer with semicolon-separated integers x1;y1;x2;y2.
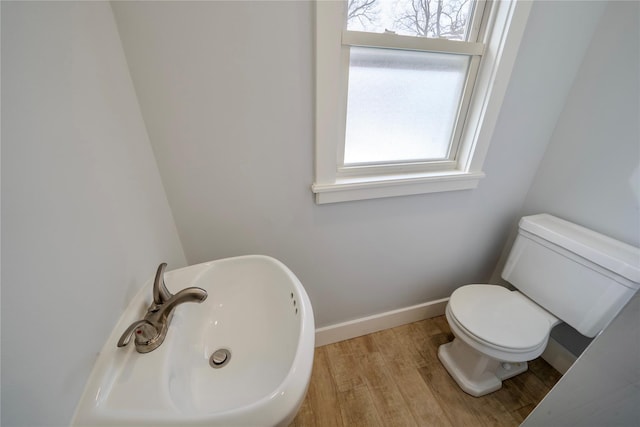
290;316;561;427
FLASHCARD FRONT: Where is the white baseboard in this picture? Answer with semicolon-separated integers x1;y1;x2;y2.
541;336;577;374
314;299;578;375
315;298;449;347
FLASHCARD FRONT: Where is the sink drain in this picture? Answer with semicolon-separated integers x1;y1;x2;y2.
209;348;231;368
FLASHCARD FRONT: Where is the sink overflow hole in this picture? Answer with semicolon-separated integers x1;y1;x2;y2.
209;349;231;368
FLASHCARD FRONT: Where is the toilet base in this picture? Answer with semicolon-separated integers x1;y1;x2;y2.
438;338;528;397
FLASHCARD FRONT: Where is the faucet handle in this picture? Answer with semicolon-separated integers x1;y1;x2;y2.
153;262;173;304
117;319;159;348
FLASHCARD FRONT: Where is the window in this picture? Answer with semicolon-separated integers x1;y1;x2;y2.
313;0;533;204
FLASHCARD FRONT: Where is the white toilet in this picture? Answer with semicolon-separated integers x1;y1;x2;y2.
438;214;640;397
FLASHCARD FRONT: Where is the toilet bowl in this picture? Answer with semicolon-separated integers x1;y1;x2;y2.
438;284;559;396
438;214;640;397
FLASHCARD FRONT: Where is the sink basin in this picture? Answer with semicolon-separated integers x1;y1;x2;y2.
72;255;315;426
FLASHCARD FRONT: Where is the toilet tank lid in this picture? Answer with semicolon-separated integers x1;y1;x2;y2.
519;214;640;285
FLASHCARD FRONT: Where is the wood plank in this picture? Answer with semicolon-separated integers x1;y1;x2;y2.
347;335;418;427
528;357;563;389
290;315;561;427
491;358;560;423
371;328;453;426
324;339;366;393
324;337;383;426
407;318;453;368
383;322;431;368
418;362;520;427
432;313;452;334
290;347;343;427
337;386;383;427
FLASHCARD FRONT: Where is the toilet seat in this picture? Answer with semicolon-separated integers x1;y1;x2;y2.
448;285;558;354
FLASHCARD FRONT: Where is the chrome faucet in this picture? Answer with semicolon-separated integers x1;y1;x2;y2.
117;263;208;353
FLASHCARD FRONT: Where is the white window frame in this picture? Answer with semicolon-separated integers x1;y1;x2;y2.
313;0;533;204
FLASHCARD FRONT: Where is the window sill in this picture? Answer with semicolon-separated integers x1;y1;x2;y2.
311;170;485;204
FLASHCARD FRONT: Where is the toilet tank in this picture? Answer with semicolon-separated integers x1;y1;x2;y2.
502;214;640;338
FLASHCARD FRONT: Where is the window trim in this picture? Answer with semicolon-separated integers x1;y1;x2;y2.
341;30;485;55
313;0;532;204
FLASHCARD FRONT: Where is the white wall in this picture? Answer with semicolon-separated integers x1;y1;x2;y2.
518;0;639;357
522;293;640;426
111;0;604;328
1;2;186;426
522;2;639;247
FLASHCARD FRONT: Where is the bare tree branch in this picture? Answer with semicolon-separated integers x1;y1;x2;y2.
347;0;379;28
346;0;472;39
393;0;471;39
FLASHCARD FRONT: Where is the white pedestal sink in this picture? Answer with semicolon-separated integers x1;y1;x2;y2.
72;255;315;426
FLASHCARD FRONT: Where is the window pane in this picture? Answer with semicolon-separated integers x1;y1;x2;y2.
347;0;475;41
344;47;469;166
